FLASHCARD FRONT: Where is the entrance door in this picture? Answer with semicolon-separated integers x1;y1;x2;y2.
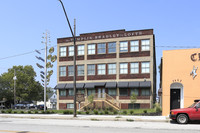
170;89;180;110
98;88;105;98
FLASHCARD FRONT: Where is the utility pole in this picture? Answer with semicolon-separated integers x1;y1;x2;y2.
58;0;77;117
13;69;17;106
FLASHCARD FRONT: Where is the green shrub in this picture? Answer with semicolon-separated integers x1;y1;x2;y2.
143;110;147;113
13;111;17;114
113;110;118;115
20;111;24;114
122;110;127;115
86;111;89;114
50;110;54;114
130;110;134;115
69;110;73;114
63;110;69;114
6;109;12;114
1;110;5;113
34;110;38;114
77;111;82;114
46;110;50;114
93;110;98;115
104;110;109;115
28;110;32;114
41;111;45;114
99;112;103;115
108;107;113;112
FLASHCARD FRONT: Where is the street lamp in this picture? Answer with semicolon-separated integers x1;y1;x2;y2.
58;0;77;117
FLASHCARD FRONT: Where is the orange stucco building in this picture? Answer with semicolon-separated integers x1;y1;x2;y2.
161;48;200;116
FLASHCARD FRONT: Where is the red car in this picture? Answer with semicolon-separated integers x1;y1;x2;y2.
170;99;200;124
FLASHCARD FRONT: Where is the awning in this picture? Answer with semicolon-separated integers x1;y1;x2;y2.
65;83;85;89
54;83;66;89
129;81;140;88
94;82;106;87
139;81;151;87
118;82;129;88
105;82;117;88
85;83;95;89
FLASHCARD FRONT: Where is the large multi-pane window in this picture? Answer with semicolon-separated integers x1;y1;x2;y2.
68;65;74;76
108;42;116;53
68;46;74;56
59;46;66;57
97;64;106;75
97;43;106;54
130;40;139;52
141;89;150;96
130;62;139;74
120;41;128;52
108;89;116;96
87;89;95;96
77;65;84;76
119;89;128;96
59;90;66;96
59;66;66;77
88;44;96;55
141;39;150;51
68;89;74;96
87;64;95;75
67;103;74;109
108;64;116;74
78;45;84;55
131;88;139;96
120;63;128;74
141;62;150;73
77;89;85;95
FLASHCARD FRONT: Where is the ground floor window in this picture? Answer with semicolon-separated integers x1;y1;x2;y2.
68;89;74;96
67;103;74;109
87;89;95;96
108;89;116;96
134;103;140;109
130;88;139;96
141;88;150;96
77;89;85;95
59;90;66;96
128;103;134;109
119;89;128;96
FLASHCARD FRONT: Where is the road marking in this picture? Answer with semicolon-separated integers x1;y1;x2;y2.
0;130;47;133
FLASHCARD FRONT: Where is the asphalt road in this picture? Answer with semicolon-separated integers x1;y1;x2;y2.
0;118;200;133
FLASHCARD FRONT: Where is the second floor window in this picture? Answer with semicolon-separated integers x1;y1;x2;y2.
141;62;150;73
68;89;74;96
78;45;84;55
131;89;139;96
141;39;150;51
68;65;74;76
130;62;139;74
59;90;66;96
120;63;128;74
120;41;128;52
88;44;95;55
97;43;106;54
98;64;106;75
59;46;66;57
141;89;150;96
87;64;95;75
108;42;116;53
108;64;116;74
59;66;66;77
77;65;84;76
130;40;139;52
68;46;74;56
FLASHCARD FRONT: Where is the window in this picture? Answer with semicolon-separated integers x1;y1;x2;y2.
141;89;150;96
120;63;128;74
119;89;128;96
68;66;74;76
88;44;95;55
68;46;74;56
131;89;139;96
108;64;116;74
141;39;150;51
67;103;74;109
130;40;139;52
78;45;84;55
77;65;84;76
68;89;74;96
108;89;116;96
87;64;95;75
59;66;66;77
134;103;140;109
77;89;85;95
59;90;66;96
128;103;134;109
98;64;106;75
87;89;95;96
130;62;139;74
97;43;106;54
141;62;150;73
59;46;66;57
120;41;128;52
108;42;116;53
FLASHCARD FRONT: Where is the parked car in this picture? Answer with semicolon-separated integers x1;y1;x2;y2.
170;99;200;124
14;104;26;109
37;104;47;110
26;103;37;109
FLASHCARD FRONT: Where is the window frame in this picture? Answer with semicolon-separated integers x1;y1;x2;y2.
59;66;66;77
77;65;84;76
77;45;85;56
120;41;128;52
97;43;106;54
108;63;116;75
59;46;67;57
67;103;74;109
130;40;139;52
141;88;150;96
97;64;106;75
87;64;95;75
68;65;74;76
108;89;117;96
120;63;128;74
130;62;139;74
68;46;74;56
88;44;96;55
141;62;150;73
141;39;150;51
59;90;66;96
108;42;116;53
119;89;128;96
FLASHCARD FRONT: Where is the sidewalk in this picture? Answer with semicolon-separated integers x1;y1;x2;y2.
0;114;170;122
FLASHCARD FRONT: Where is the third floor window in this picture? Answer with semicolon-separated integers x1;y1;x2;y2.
77;45;84;56
108;42;116;53
88;44;95;55
141;39;150;51
97;43;106;54
68;46;74;56
130;40;139;52
59;46;66;57
120;41;128;52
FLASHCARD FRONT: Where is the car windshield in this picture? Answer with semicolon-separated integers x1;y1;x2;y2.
188;102;198;108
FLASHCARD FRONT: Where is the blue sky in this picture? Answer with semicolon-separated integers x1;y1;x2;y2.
0;0;200;91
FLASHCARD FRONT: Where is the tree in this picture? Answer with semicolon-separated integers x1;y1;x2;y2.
130;92;137;104
0;65;44;106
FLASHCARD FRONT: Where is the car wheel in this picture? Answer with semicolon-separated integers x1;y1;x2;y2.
177;114;188;124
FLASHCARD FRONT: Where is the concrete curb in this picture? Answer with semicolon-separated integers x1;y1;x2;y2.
0;114;170;123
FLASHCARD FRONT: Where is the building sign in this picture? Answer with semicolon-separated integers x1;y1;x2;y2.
58;29;153;43
76;92;85;103
190;66;198;79
191;53;200;61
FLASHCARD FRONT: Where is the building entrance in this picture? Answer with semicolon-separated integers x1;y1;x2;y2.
170;89;180;110
98;88;105;98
